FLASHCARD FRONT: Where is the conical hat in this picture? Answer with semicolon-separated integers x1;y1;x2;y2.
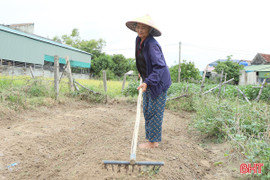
126;14;161;37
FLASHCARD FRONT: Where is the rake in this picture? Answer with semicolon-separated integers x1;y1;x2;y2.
103;78;164;173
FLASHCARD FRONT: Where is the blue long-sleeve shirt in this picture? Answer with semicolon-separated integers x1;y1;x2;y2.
135;35;172;99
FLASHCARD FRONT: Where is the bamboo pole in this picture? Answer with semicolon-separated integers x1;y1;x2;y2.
200;64;209;93
202;78;234;95
103;70;107;93
236;87;251;105
29;66;35;78
178;42;181;83
54;55;59;100
65;56;74;92
218;70;224;98
122;73;127;91
223;73;227;98
167;94;188;101
255;79;267;102
74;80;102;95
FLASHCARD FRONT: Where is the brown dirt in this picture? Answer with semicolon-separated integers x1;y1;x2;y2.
0;99;242;180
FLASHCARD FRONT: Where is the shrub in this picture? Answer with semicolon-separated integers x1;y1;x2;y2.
122;79;139;97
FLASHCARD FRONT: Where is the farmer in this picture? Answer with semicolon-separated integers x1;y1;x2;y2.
126;15;172;149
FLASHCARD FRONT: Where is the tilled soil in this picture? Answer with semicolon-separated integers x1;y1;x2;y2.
0;99;241;179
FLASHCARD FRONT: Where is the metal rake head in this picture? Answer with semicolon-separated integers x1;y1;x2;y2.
103;161;163;174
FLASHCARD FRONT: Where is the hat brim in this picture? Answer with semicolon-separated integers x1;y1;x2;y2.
126;21;162;37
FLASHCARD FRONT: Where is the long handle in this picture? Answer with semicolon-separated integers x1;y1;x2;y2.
130;78;143;164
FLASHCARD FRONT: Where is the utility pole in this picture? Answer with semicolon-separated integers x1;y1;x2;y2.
178;41;181;83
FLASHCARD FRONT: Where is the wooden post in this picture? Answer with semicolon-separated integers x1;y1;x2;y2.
103;70;107;93
236;87;251;105
178;42;181;83
65;56;75;92
223;73;227;98
255;78;267;102
54;55;59;100
202;78;234;95
200;64;209;93
29;66;35;78
218;70;224;98
122;73;127;91
0;59;2;74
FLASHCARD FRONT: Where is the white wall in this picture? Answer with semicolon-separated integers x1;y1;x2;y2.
239;70;257;85
0;65;90;79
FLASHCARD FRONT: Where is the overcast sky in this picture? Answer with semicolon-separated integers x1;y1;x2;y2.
1;0;270;70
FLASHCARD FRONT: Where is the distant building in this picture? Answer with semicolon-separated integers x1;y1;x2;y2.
208;59;250;67
205;59;250;80
239;53;270;85
239;65;270;85
0;24;91;79
7;23;34;34
251;53;270;65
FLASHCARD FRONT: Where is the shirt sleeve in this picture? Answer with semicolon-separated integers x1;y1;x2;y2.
144;44;167;86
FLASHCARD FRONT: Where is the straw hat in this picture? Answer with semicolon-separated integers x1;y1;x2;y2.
126;14;161;37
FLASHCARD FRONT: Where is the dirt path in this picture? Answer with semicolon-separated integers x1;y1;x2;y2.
0;100;240;179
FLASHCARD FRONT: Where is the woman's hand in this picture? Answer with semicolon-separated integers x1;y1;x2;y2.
137;83;147;92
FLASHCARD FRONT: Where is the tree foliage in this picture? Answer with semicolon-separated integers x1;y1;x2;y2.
53;29;135;79
53;28;106;59
169;60;201;83
214;55;244;84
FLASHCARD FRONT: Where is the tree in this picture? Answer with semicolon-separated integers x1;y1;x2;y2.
91;54;113;76
214;55;244;84
111;54;131;77
169;60;201;83
53;28;106;58
53;29;136;79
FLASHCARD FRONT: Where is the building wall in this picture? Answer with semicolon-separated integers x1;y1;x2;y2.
0;29;91;66
0;65;90;79
239;70;258;85
9;23;34;34
251;54;266;65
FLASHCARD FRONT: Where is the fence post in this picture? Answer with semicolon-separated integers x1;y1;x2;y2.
218;70;224;98
122;73;127;91
54;55;59;100
200;64;208;93
29;66;35;78
223;73;227;98
103;70;107;93
236;87;251;105
65;56;74;92
0;59;2;74
255;78;267;102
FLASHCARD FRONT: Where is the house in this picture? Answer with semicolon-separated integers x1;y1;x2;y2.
251;53;270;65
0;24;91;79
239;65;270;85
239;53;270;85
205;59;250;79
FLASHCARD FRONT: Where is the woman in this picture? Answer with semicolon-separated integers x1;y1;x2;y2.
126;15;171;149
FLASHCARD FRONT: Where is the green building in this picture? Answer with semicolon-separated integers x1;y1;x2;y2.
0;24;91;76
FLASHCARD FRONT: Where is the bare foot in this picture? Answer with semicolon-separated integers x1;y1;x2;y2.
139;142;159;149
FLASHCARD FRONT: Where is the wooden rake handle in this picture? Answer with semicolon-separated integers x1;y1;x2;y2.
130;78;143;164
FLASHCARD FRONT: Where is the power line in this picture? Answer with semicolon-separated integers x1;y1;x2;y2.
103;41;259;56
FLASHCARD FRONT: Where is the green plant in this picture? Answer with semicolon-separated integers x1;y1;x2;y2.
169;60;201;83
122;80;139;97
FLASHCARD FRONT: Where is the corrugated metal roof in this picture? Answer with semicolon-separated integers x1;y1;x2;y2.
0;25;91;56
244;65;270;72
260;53;270;62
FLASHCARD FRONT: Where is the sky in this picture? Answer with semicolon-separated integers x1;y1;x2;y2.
1;0;270;70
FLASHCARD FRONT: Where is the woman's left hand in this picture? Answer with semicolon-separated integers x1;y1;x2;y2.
137;83;147;92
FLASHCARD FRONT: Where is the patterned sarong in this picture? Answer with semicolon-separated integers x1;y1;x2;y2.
143;88;167;142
